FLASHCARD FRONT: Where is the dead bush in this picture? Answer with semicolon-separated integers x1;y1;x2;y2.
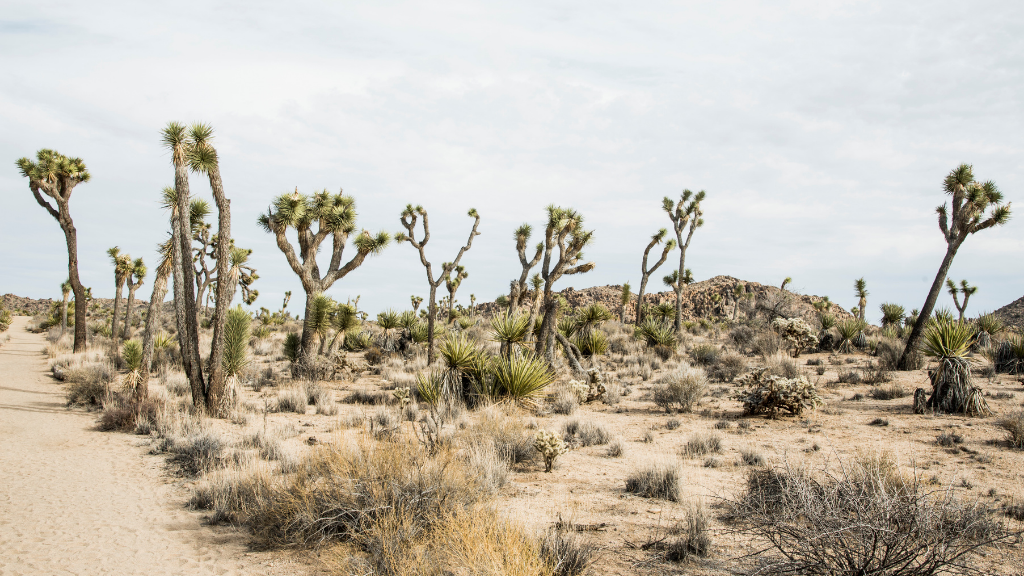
563;419;610;447
709;351;747;382
728;458;1013;576
540;530;597;576
869;383;907;401
998;411;1024;449
681;432;722;457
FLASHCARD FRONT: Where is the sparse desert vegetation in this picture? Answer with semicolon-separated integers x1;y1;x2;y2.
7;137;1024;576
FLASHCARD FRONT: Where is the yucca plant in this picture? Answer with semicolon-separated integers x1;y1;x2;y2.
121;339;145;401
635;317;678;348
283;332;302;362
995;335;1024;375
376;308;401;351
415;369;445;405
932;307;955;325
652;302;676;322
975;312;1003;336
490;312;532;358
573;329;609;358
222;305;251;378
491;353;555;408
922;319;988;416
835;318;867;354
879;303;905;329
438;333;487;403
344;329;372;351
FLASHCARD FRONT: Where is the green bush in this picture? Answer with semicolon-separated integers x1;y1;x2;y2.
223;306;251;377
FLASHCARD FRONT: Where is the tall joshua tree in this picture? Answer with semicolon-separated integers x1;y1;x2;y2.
163;121;243;413
123;258;146;338
16;150;91;351
60;279;72;337
946;279;977;322
260;187;390;360
899;164;1011;370
108;247;133;347
663;190;706;334
397;206;480;364
854;277;868;321
444;263;468;323
635;228;676;324
533;205;595;366
510;224;544;308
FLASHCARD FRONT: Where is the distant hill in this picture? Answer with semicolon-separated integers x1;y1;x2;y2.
1;293;162;318
994;295;1024;331
475;275;854;324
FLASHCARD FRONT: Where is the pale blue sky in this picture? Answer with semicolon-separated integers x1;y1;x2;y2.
2;1;1021;323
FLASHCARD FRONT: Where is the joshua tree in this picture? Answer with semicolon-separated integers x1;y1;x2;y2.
107;247;133;347
854;277;869;321
163;121;244;414
635;228;676;325
731;282;753;320
525;273;544;335
532;206;595;365
780;277;792;291
411;295;423;313
510;224;544;308
899;164;1011;370
17;150;91;351
620;282;632;323
260;187;390;361
60;279;72;337
663;190;706;334
192;213;215;320
226;246;259;305
397;206;480;364
946;279;977;322
122;258;146;338
443;264;468;323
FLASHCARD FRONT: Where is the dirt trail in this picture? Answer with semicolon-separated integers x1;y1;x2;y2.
0;317;303;576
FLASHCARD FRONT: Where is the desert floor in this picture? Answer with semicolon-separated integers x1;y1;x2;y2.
0;316;310;576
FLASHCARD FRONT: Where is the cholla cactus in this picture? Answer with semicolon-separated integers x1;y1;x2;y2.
569;380;590;403
735;368;822;418
534;429;567;472
771;317;818;358
392;386;411;407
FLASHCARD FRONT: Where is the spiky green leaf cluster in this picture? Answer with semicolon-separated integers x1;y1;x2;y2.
222;306;252;377
922;319;975;359
121;340;143;372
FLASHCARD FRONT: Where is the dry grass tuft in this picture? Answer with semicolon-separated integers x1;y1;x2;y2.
625;464;680;501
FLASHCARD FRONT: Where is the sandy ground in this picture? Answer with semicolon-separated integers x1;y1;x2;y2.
0;317;307;576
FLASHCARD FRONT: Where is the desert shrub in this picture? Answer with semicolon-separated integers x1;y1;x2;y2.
277;387;308;414
549;391;578;415
714;419;733;430
689;343;719;366
729;325;756;352
735;368;822;418
345;389;389;405
463;408;536;465
312;388;337;415
607;439;625;458
664;502;712;562
652;365;708;413
535;429;567;472
167;431;224;476
837;369;862;384
998;412;1024;449
729;459;1011;576
863;362;893;384
739;447;765;466
681;432;722;457
563;419;610;447
869;383;907;400
666;418;680;430
868;418;889;426
936;430;965;447
643;344;670;362
625;465;679;501
751;330;782;357
765;355;800;379
98;403;137;431
540;529;596;576
994;336;1024;374
709;351;746;382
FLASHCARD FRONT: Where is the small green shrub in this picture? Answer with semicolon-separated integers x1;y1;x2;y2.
625;465;680;501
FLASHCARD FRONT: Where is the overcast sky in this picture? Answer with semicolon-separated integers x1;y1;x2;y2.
2;1;1021;324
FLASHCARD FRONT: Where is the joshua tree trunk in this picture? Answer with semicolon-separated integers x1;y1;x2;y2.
663;190;705;335
202;163;232;411
141;265;170;376
61;293;69;337
65;226;88;352
124;284;138;338
111;279;124;343
900;246;957;368
169;142;205;406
